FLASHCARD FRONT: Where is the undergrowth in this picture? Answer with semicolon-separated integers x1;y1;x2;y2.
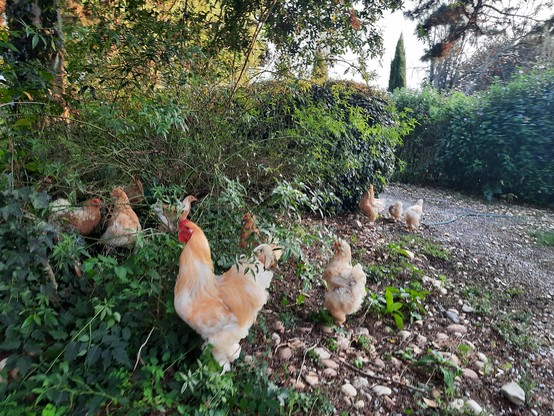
0;179;333;415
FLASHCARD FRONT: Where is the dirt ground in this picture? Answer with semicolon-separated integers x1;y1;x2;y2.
245;183;554;415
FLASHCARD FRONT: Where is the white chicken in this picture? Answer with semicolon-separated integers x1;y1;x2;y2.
404;199;424;231
322;240;367;325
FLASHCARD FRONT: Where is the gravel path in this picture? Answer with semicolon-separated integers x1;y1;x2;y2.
381;183;554;296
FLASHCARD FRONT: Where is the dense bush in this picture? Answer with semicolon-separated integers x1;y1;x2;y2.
0;181;332;414
3;80;411;215
393;69;554;205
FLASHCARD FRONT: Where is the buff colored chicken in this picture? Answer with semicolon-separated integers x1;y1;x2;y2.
404;199;424;231
99;188;142;247
239;212;260;249
49;197;102;235
359;184;385;223
153;195;197;233
388;201;403;221
175;218;278;372
322;240;367;325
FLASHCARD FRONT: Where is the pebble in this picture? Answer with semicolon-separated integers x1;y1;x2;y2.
277;347;292;360
500;382;526;406
303;372;319;386
416;334;427;345
291;380;305;391
353;400;365;410
354;327;370;337
322;368;338;378
462;368;479;380
373;358;386;369
447;324;468;334
271;333;281;345
477;352;488;363
352;377;369;389
398;330;411;341
445;310;460;323
273;321;285;333
465;399;483;414
322;359;339;369
243;355;254;364
462;304;475;313
341;383;357;397
372;385;392;396
438;352;460;366
435;333;449;342
313;347;331;360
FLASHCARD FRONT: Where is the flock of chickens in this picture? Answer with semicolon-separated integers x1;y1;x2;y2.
48;182;424;372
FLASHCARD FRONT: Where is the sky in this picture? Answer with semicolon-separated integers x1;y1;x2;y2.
330;9;428;90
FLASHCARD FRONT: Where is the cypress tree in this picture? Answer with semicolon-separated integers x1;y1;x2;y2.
388;34;406;92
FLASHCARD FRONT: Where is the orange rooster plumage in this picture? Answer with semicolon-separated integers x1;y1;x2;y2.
49;197;102;235
359;184;385;223
322;240;367;325
99;188;142;247
174;218;277;372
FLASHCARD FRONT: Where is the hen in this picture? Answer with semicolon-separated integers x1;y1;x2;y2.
99;188;142;247
239;212;260;249
49;197;102;235
153;195;197;233
404;199;424;231
388;201;403;221
123;177;144;205
322;240;367;325
359;184;385;223
175;218;277;372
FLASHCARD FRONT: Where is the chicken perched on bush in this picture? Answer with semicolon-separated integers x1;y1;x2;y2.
239;212;260;249
49;197;102;235
175;218;278;372
99;188;142;247
153;195;197;233
359;184;385;223
404;199;424;231
388;201;403;221
322;240;367;325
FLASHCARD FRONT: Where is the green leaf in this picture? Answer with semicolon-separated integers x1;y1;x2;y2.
32;34;39;49
85;345;102;366
64;341;79;361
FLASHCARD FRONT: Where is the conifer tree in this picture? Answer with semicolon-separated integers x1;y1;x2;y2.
388;34;406;91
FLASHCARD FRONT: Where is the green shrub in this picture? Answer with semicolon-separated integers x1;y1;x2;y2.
238;80;413;213
0;182;328;414
393;69;554;206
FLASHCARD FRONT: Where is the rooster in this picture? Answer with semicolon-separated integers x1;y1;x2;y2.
175;218;277;372
153;195;197;233
388;201;403;221
404;199;424;231
359;184;385;223
99;188;142;247
49;197;102;235
322;240;367;325
238;212;260;249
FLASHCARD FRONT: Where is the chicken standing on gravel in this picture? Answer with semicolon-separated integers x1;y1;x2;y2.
404;199;424;231
388;201;403;221
322;240;367;325
359;184;385;223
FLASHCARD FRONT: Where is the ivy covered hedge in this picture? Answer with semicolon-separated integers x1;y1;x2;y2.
393;69;554;206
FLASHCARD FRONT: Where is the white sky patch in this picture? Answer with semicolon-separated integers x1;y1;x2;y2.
330;9;428;90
